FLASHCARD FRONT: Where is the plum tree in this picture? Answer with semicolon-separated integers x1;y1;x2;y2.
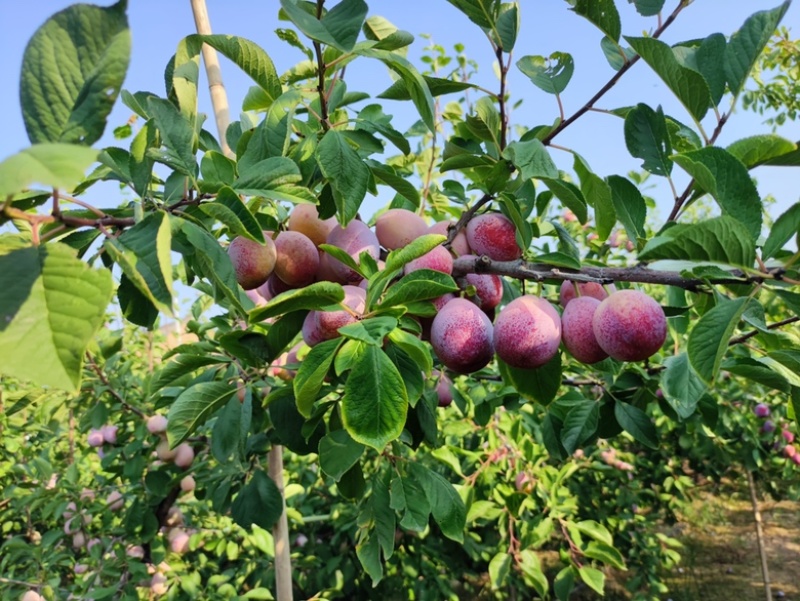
227;236;277;290
494;295;562;369
561;296;608;364
375;208;428;250
430;298;494;373
592;290;668;362
465;213;521;261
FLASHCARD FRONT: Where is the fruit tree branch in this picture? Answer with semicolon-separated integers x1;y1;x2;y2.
452;255;779;291
728;315;800;346
444;193;492;249
541;1;686;147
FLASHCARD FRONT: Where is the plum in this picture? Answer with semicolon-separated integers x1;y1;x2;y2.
592;290;667;362
561;296;608;364
754;403;771;418
435;371;454;407
559;280;615;308
494;295;561;369
430;298;494;373
375;208;428;250
404;244;453;275
288;203;336;247
274;231;319;286
307;285;367;343
465;213;521;261
227;236;277;290
428;220;471;256
326;221;380;284
460;255;503;310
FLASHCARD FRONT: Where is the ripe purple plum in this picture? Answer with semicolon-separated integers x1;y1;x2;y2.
404;245;453;275
274;231;319;287
428;220;471;257
375;208;428;250
430;298;494;373
420;293;457;341
87;429;104;448
782;430;795;444
326;221;380;284
288;203;337;247
460;255;503;310
561;296;608;364
227;236;277;290
754;403;771;418
592;290;667;362
435;372;454;407
465;213;521;261
494;295;562;369
559;280;616;308
307;285;367;343
268;342;303;380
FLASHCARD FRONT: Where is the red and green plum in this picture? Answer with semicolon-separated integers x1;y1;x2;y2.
227;236;277;290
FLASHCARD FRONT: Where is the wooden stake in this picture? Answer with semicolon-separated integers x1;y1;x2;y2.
746;470;773;601
269;445;294;601
189;0;234;158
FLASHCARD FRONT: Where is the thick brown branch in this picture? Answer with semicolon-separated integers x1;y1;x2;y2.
542;1;686;146
452;255;773;291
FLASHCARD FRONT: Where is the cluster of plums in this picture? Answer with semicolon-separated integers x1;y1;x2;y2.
229;206;668;379
754;403;800;466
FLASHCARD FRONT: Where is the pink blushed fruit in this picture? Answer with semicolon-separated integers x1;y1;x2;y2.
288;204;336;248
592;290;667;362
782;430;795;444
561;296;608;364
430;298;494;374
87;429;104;448
101;425;118;445
754;403;771;418
404;245;453;275
313;285;367;342
274;231;319;287
180;475;196;493
21;591;44;601
174;443;195;469
326;221;380;284
156;439;177;461
784;444;796;458
494;295;562;369
147;415;168;435
559;280;615;308
168;529;191;554
435;372;454;407
465;213;521;261
106;490;124;511
375;208;428;250
428;220;471;257
227;236;277;290
460;255;503;310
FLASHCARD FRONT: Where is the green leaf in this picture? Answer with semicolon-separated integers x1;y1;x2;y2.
578;566;605;595
727;135;797;170
554;567;577;601
409;463;466;542
661;353;707;419
280;0;338;47
231;470;283;530
201;151;235;189
0;243;112;392
571;0;621;42
584;541;626;570
379;270;458;310
502;139;559;180
722;358;790;393
318;429;365;481
150;353;228;394
117;274;158;329
639;216;756;267
572;520;613;546
250;282;345;322
624;103;672;176
489;553;512;589
384;235;448;274
607;175;646;243
294;338;342;417
444;0;497;29
614;402;658;449
368;162;421;207
601;36;636;71
625;36;711;121
104;212;174;315
362;16;414;51
694;34;728;106
497;354;562;406
518;550;548;597
20;0;130;145
357;48;435;133
342;345;409;450
540;178;588;224
397;473;431;531
762;202;800;260
130;121;157;198
496;3;519;52
672;147;761;240
386;330;433;377
629;0;665;16
167;382;236;447
234;157;302;197
199;35;282;104
200;186;265;243
581;171;616;242
561;401;599;454
356;531;382;586
688;297;749;382
316;130;370;225
146;97;197;178
339;316;398;346
517;53;574;95
321;0;368;52
0;144;99;197
377;75;477;101
724;2;791;98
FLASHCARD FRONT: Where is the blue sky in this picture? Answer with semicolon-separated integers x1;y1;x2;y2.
0;0;798;223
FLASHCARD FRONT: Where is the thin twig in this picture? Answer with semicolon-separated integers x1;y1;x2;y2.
85;355;146;418
444;193;492;249
728;316;800;346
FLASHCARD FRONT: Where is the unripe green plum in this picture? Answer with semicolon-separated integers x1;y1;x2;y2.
227;236;277;290
559;280;615;308
288;203;336;247
431;298;494;373
561;296;608;364
404;245;453;275
592;290;667;361
465;213;521;261
428;220;470;256
375;208;428;250
494;295;561;369
326;221;380;283
274;231;319;287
